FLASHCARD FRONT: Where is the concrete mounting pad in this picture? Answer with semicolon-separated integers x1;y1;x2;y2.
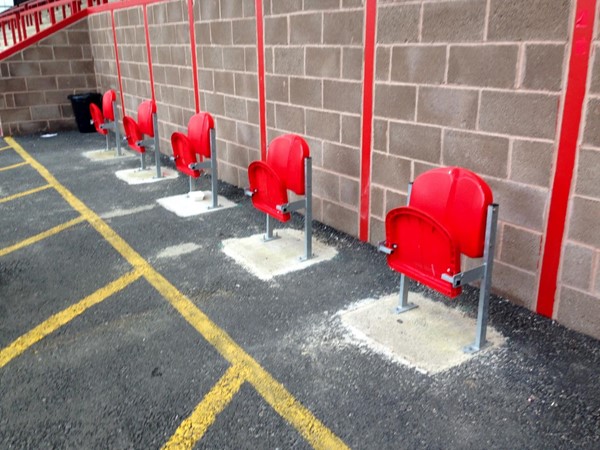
82;149;136;162
222;228;337;280
156;191;236;217
340;293;505;374
115;166;178;185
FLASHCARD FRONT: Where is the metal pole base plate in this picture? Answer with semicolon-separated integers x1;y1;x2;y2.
462;343;485;354
299;253;314;262
394;303;418;314
264;233;280;242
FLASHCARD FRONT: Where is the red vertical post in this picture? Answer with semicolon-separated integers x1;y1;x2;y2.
255;0;267;161
187;0;200;112
359;0;377;242
111;10;126;117
537;0;597;317
143;4;156;103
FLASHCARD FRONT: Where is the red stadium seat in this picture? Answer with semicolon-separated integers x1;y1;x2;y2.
246;134;313;260
122;100;162;175
89;90;122;154
379;167;499;353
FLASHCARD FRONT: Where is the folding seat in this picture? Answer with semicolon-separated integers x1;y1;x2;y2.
245;134;313;260
170;112;219;209
89;89;122;155
378;167;499;353
122;99;163;177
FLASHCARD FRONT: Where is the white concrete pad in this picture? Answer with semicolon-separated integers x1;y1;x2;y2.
115;167;178;185
83;149;136;162
339;293;505;374
156;191;236;217
222;228;337;281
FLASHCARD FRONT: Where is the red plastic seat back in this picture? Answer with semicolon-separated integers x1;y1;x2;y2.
385;207;462;298
266;134;310;195
188;112;214;159
171;132;200;178
137;100;156;137
123;116;144;153
102;90;116;121
248;161;291;222
410;167;493;258
89;103;107;135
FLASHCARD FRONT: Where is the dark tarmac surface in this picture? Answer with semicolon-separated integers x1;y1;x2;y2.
0;131;599;449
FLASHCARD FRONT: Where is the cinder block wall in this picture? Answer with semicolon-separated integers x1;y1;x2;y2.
370;0;570;312
0;20;96;135
559;7;600;336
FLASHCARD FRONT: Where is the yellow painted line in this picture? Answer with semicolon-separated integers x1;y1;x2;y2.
0;269;142;369
0;145;11;152
0;161;27;172
162;365;247;449
0;216;86;258
6;137;349;450
0;184;52;204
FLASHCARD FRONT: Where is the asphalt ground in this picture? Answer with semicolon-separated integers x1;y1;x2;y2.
0;131;599;449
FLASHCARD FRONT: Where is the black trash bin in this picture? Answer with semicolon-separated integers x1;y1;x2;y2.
68;92;102;133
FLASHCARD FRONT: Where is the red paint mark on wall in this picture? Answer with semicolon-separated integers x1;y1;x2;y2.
111;10;126;117
359;0;377;241
537;0;596;317
143;5;155;103
255;0;267;161
187;0;200;113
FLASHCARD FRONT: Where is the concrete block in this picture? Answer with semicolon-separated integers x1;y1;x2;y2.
306;47;341;78
479;91;558;139
370;185;384;218
340;177;359;206
2;107;32;123
448;45;518;89
221;0;243;19
222;229;337;281
417;87;478;130
374;84;416;121
443;130;509;178
522;44;565;92
275;103;305;134
340;294;505;374
589;47;600;95
376;4;420;44
568;197;600;248
493;261;537;310
323;80;362;113
488;0;570;41
323;200;358;236
166;0;184;22
576;149;600;198
341;115;361;147
389;122;441;163
583;98;600;147
245;48;257;72
202;47;223;69
22;47;54;61
214;71;235;95
9;61;41;77
266;75;289;103
386;190;408;213
391;46;446;84
510;140;554;188
422;0;485;42
373;119;387;152
224;96;248;121
342;47;363;81
271;0;303;15
313;168;340;201
290;77;322;108
560;242;594;291
31;105;61;120
323;142;360;178
265;16;287;45
115;167;179;185
556;287;600;339
376;47;390;81
235;73;258;99
236;122;260;148
499;225;541;272
372;151;411;192
323;11;363;45
369;217;385;245
306;109;340;142
82;149;136;162
274;48;304;76
304;0;339;10
211;21;232;45
199;0;219;20
290;13;322;45
232;18;256;45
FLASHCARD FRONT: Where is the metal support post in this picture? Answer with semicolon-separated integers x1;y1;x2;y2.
301;157;313;261
113;101;122;156
188;175;195;193
264;214;278;241
463;203;499;354
209;128;219;209
152;113;162;178
140;152;146;170
105;131;110;152
395;274;417;314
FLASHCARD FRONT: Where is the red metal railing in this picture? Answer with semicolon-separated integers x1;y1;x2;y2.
0;0;107;48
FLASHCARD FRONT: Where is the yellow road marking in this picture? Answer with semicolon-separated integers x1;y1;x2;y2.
0;184;51;204
0;269;142;369
0;162;27;172
5;137;349;450
0;145;11;152
162;365;247;449
0;216;86;258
